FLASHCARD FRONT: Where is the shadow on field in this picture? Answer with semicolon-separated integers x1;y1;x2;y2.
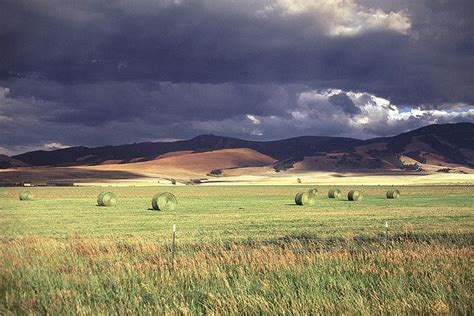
254;232;474;249
180;232;473;255
0;167;147;185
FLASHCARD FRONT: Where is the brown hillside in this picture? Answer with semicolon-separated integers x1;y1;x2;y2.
85;148;276;178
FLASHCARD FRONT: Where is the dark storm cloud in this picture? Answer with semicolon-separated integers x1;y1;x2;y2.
0;79;306;154
3;79;302;125
328;93;360;115
0;0;473;154
2;0;472;105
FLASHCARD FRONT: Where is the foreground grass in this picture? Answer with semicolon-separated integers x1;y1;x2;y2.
0;185;473;313
1;236;472;314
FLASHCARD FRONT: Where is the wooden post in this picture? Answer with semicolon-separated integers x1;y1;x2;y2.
170;224;176;270
172;224;176;253
385;221;389;267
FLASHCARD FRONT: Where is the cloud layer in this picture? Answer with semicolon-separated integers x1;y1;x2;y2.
0;0;473;154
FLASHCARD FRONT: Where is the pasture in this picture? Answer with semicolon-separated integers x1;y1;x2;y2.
1;185;473;314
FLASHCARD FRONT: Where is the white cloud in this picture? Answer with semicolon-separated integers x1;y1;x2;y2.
43;143;70;150
290;110;308;120
393;107;474;123
344;92;474;135
246;114;261;125
255;88;474;138
257;0;411;36
0;146;10;156
328;8;411;36
0;86;11;104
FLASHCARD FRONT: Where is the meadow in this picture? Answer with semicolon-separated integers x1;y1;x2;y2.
1;185;473;314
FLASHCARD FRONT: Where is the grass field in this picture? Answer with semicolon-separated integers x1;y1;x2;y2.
1;185;473;314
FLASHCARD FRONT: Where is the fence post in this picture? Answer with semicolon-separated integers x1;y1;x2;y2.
172;224;176;253
170;224;177;270
385;221;389;267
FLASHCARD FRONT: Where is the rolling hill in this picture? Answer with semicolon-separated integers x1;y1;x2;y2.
3;123;474;181
0;154;28;169
12;134;363;166
85;148;276;179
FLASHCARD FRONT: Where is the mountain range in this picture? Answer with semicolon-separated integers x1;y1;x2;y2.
2;123;474;177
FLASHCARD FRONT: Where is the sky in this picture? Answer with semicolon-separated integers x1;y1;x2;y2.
1;0;473;155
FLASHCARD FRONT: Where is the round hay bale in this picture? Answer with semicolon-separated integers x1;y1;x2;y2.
295;192;304;205
347;190;363;201
152;192;178;211
97;192;117;207
19;191;33;201
97;191;107;205
328;189;342;199
295;190;317;206
386;189;400;199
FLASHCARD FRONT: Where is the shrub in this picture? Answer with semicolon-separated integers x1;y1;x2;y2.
209;169;222;176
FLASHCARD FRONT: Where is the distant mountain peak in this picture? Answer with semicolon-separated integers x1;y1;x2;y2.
7;123;473;170
191;134;221;140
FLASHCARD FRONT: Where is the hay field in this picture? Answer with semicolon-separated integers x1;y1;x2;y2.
1;185;473;314
2;148;472;187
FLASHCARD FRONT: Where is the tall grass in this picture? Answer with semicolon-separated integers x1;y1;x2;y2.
1;235;472;314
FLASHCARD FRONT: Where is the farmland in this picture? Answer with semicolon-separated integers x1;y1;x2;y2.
1;185;473;314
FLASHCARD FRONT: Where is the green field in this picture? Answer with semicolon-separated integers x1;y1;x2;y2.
1;185;473;314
